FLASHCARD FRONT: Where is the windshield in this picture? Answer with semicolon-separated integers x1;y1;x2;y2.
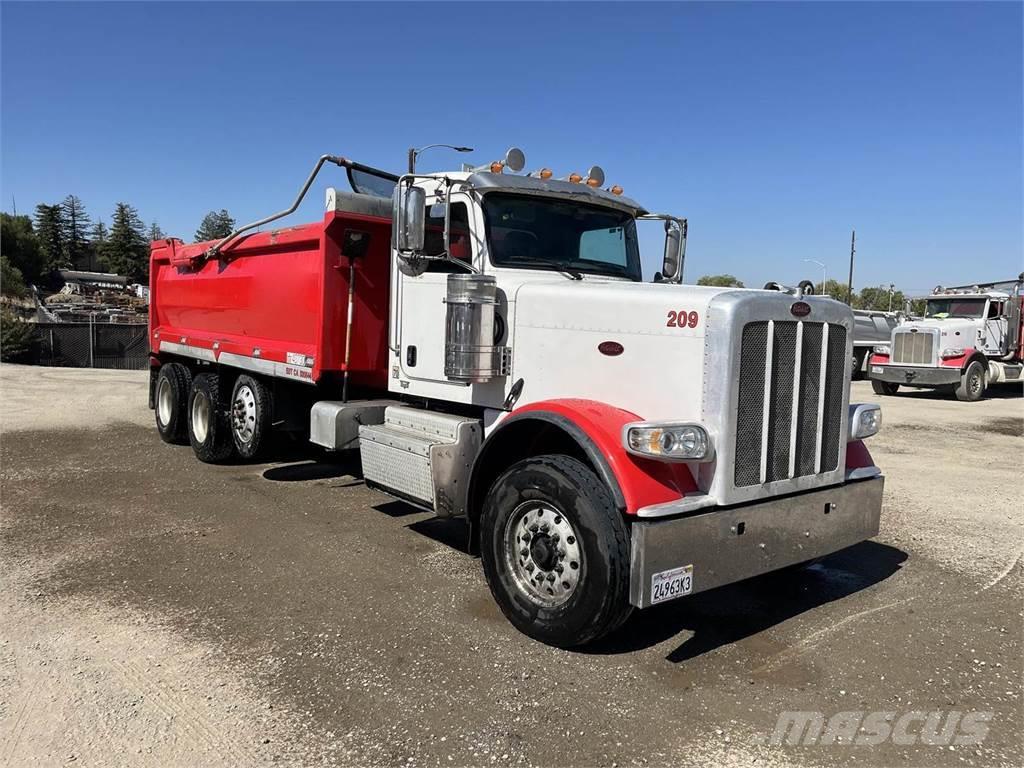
482;193;642;281
925;298;987;319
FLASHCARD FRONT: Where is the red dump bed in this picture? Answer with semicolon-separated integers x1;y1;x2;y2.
149;205;392;388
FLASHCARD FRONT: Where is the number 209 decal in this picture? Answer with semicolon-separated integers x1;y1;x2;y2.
666;310;699;328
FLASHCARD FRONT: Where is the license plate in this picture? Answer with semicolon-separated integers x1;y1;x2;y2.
651;565;693;605
872;366;883;373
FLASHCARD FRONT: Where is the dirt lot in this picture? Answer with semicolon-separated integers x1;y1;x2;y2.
1;363;1021;767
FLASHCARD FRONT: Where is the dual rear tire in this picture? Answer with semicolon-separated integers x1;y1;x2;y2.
154;364;273;462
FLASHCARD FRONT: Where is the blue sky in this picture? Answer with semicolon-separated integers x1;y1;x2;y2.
2;1;1021;293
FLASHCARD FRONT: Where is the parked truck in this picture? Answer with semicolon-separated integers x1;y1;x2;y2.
868;277;1024;401
148;148;885;647
852;309;900;378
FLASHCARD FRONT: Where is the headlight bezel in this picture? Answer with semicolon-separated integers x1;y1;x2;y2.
848;403;882;441
621;421;714;462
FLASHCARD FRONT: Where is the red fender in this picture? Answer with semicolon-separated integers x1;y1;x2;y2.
510;399;699;514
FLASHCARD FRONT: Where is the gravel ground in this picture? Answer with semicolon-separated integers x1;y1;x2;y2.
0;363;1021;767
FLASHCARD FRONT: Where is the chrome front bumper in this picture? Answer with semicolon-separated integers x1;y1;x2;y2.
628;477;884;608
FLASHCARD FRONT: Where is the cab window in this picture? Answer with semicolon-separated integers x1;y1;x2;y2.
423;202;471;272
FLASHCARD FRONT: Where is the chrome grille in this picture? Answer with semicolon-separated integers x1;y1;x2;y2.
734;321;847;488
891;330;934;365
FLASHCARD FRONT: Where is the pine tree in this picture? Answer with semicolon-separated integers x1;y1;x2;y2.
61;195;92;270
103;203;148;281
34;204;67;273
0;213;45;283
90;220;109;272
194;209;235;242
148;221;166;241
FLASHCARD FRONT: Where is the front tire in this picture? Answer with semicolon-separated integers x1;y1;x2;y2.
188;373;235;463
229;374;273;459
154;363;192;444
955;360;987;402
871;380;900;396
480;454;632;648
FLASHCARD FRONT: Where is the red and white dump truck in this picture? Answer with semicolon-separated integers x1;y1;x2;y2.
149;149;885;646
868;277;1024;401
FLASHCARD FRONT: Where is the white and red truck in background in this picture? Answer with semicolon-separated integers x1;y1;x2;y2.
148;148;886;646
868;276;1024;401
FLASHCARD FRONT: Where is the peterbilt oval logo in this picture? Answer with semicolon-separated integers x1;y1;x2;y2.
598;341;624;356
790;301;811;317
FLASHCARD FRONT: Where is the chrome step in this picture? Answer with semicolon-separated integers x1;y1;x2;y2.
358;406;481;517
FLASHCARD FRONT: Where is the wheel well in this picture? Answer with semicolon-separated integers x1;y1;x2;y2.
964;353;989;373
466;415;626;553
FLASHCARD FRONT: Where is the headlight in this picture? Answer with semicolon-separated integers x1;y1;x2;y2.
848;403;882;440
622;422;712;462
873;345;889;354
940;347;965;359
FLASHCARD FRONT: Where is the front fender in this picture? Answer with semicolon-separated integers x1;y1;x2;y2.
475;399;699;516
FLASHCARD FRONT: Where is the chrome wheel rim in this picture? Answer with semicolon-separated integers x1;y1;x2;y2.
969;371;982;396
157;378;173;427
504;501;583;607
231;384;257;444
191;392;210;443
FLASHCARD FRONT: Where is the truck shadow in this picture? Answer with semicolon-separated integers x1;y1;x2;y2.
588;541;908;660
890;382;1022;400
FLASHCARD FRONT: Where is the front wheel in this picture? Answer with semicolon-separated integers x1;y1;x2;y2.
480;454;632;647
955;360;987;402
871;380;900;396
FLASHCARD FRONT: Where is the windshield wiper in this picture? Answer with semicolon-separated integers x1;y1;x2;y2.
507;256;583;280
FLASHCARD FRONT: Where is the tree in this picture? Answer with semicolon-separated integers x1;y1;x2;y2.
148;221;166;242
61;195;92;270
697;274;745;288
0;213;45;284
194;209;235;242
0;308;36;362
34;203;67;272
814;278;853;304
90;219;110;271
1;255;28;297
103;203;148;281
857;284;907;312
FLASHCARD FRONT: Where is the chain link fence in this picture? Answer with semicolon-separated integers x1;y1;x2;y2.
35;322;149;370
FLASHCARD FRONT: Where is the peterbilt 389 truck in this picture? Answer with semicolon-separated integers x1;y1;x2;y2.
148;148;885;647
869;277;1024;401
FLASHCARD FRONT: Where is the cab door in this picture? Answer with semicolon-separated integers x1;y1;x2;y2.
982;299;1007;355
395;196;475;384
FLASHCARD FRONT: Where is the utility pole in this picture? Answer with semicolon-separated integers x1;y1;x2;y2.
846;229;856;305
888;283;895;312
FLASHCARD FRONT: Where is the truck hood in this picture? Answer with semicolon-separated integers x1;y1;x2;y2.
898;318;981;348
509;279;851;422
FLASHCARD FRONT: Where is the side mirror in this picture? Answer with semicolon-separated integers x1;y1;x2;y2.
661;220;684;283
394;182;425;253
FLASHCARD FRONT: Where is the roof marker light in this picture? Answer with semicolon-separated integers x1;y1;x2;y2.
608;185;624;196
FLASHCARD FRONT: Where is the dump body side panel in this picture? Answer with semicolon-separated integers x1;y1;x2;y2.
149;210;391;388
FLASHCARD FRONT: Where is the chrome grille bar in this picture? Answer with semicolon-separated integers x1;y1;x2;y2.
787;321;804;479
759;319;775;484
814;322;829;473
